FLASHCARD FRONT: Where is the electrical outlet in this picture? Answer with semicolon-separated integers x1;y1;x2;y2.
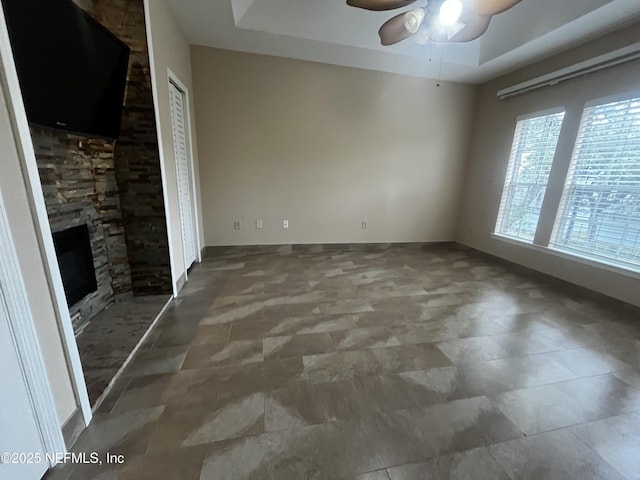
283;220;289;229
234;220;241;230
256;219;263;229
362;220;367;230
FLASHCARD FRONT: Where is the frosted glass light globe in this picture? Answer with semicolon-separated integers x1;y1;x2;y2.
440;0;463;26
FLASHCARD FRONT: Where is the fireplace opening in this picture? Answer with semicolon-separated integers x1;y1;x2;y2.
52;224;98;307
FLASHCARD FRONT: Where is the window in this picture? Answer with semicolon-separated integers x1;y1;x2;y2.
551;97;640;271
495;111;565;242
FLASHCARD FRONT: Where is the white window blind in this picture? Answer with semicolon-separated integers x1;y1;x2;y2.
495;111;565;242
551;97;640;271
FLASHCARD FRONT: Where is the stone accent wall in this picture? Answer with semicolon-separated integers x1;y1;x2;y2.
33;128;132;327
29;0;172;329
83;0;172;295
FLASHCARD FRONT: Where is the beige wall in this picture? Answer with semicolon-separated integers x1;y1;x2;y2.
457;24;640;307
145;0;203;285
191;47;476;246
0;77;77;423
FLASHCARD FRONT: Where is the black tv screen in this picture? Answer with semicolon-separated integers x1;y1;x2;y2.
2;0;131;139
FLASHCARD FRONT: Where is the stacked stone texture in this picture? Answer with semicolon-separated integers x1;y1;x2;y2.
33;129;132;327
31;0;172;329
89;0;172;295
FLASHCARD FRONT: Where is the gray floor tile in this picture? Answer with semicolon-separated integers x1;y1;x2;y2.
494;374;640;435
436;337;510;365
570;413;640;480
55;245;640;479
386;447;510;480
489;429;626;480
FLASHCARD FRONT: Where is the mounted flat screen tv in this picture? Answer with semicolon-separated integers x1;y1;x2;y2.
2;0;131;139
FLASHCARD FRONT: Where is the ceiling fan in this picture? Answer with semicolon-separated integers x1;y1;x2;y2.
346;0;522;46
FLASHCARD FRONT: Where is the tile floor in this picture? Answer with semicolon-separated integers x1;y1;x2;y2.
47;244;640;479
75;294;171;405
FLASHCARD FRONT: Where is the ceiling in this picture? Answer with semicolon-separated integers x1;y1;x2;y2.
166;0;640;83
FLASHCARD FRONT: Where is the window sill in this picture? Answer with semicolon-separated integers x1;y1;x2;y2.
491;233;640;281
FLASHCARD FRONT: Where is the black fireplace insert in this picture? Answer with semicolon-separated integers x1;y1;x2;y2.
52;224;98;307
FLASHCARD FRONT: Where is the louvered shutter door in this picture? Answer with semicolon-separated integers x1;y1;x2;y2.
169;82;197;268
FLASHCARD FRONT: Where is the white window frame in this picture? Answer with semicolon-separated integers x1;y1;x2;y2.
549;93;640;273
494;107;566;243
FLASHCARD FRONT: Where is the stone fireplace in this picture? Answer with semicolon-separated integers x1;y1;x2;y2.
52;224;98;308
35;130;134;330
24;0;175;405
32;0;172;332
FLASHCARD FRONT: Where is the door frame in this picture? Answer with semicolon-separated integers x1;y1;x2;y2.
0;188;67;465
0;3;92;425
168;68;202;275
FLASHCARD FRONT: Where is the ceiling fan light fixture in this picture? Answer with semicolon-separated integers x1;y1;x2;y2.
439;0;463;26
404;7;426;34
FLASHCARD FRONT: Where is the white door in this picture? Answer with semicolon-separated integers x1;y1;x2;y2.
169;81;197;269
0;297;48;480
